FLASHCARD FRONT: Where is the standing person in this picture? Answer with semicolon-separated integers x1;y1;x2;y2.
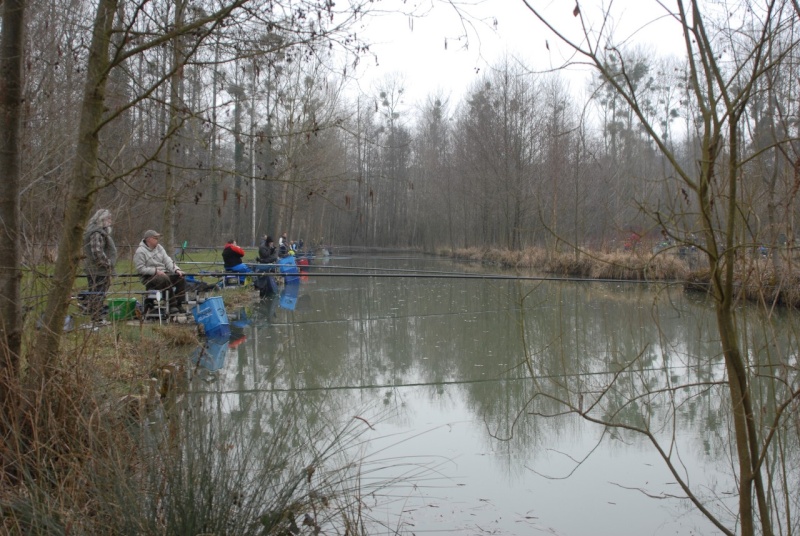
222;239;250;282
134;230;187;313
278;231;289;257
82;209;117;323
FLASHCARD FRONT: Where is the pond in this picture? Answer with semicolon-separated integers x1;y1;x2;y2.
186;253;797;535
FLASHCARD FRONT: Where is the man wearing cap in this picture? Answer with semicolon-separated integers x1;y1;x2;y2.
133;230;187;314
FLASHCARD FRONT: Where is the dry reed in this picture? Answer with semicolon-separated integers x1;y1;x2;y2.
443;246;692;281
440;244;800;307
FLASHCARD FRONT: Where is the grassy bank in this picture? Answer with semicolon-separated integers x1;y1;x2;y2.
2;322;198;533
439;245;694;281
438;245;800;308
2;274;374;534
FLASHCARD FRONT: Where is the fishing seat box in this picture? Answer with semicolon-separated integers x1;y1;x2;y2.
192;296;230;338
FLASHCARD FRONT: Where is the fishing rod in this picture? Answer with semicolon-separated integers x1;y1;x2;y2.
298;264;491;275
74;270;677;284
78;261;481;278
253;307;534;327
185;360;725;395
150;261;668;283
260;272;677;284
318;255;457;262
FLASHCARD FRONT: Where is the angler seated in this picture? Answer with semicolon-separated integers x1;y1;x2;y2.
255;235;278;272
133;230;187;314
222;239;251;284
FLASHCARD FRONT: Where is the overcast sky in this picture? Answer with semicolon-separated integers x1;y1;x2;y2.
348;0;687;108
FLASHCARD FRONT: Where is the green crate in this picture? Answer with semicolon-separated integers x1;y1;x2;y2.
108;298;137;321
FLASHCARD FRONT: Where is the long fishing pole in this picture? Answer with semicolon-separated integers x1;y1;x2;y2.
271;272;675;284
186;360;725;395
72;271;679;284
84;271;672;284
177;260;659;281
296;264;493;275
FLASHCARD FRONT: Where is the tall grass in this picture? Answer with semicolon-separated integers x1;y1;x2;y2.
733;255;800;307
440;244;800;307
1;323;391;535
442;245;692;281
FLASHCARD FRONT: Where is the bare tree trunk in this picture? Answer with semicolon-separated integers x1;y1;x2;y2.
233;87;245;239
163;0;185;254
31;0;118;375
210;38;221;243
249;60;257;246
0;0;25;417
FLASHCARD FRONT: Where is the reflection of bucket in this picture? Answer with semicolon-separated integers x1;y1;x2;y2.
108;298;137;321
280;282;300;311
194;338;228;371
192;296;230;338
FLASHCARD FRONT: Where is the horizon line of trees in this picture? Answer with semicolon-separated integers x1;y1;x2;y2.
18;40;794;259
9;1;798;263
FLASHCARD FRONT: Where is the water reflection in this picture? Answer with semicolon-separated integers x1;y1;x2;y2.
187;255;799;535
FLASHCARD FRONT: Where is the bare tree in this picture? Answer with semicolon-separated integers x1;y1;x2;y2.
451;59;543;250
0;0;25;415
31;0;371;374
414;93;454;250
518;1;800;534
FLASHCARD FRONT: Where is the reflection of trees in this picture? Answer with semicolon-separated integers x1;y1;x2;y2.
117;372;379;533
513;281;799;532
209;259;798;531
516;3;800;532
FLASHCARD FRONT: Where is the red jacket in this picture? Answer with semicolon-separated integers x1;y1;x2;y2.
222;243;245;268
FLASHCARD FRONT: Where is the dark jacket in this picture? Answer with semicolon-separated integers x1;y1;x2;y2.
222;243;246;269
258;241;277;264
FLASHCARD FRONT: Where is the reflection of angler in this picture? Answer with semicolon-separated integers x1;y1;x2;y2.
254;273;279;298
193;330;246;372
229;307;250;329
248;294;280;325
228;334;246;349
297;256;309;273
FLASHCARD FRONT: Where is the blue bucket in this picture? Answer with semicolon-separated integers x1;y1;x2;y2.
192;296;230;338
278;256;300;283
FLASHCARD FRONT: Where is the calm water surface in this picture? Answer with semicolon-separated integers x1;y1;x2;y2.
189;254;796;535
